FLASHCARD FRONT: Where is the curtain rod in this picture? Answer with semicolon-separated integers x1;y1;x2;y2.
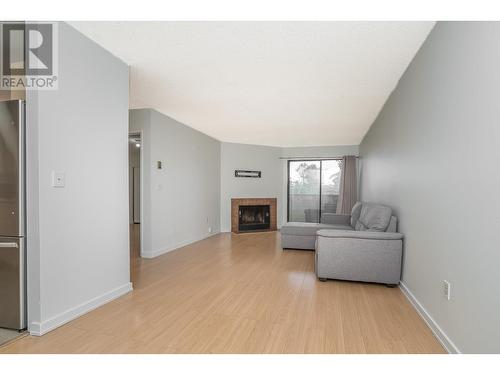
278;156;359;160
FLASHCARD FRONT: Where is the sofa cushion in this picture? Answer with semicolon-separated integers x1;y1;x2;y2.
281;222;352;236
350;201;362;227
386;216;398;233
354;220;367;231
356;203;392;232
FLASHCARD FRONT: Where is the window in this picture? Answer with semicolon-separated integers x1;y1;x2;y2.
287;159;342;223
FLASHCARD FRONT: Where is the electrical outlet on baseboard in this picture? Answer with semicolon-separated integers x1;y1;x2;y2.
443;280;451;300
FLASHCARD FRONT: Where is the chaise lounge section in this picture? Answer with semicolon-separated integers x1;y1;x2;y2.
280;213;352;250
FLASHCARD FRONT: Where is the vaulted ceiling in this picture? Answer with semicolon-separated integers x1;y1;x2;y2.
70;21;434;147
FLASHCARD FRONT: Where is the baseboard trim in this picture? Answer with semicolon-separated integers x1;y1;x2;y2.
29;282;133;336
399;282;460;354
141;231;220;259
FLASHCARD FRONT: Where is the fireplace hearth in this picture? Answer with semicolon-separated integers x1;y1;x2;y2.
231;198;277;233
239;205;270;231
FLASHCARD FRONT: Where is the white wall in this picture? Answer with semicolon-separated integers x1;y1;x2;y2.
130;109;221;258
281;145;359;159
359;22;500;353
26;22;131;335
220;142;359;232
220;142;283;232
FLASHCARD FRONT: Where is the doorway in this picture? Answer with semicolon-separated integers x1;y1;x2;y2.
128;133;141;261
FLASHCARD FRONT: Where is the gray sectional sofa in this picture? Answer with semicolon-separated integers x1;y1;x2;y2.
281;202;403;285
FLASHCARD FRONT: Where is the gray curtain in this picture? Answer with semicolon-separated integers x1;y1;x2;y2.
336;155;357;214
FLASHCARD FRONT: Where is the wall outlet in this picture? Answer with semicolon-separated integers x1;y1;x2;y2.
443;280;451;300
208;227;212;233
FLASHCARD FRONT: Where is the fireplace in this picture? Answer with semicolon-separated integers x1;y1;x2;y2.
239;205;270;231
231;198;277;233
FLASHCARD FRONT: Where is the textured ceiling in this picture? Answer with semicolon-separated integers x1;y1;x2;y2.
70;21;434;146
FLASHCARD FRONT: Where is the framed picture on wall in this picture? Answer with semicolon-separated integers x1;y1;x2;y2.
235;170;261;178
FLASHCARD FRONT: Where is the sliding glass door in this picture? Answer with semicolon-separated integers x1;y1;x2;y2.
320;160;342;217
288;161;321;222
287;159;342;223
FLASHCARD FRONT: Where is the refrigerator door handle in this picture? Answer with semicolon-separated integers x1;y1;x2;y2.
0;242;19;248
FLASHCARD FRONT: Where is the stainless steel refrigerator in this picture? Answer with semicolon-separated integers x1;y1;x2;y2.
0;99;26;330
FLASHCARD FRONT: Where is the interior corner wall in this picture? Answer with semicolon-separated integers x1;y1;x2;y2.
359;22;500;353
26;22;131;335
129;109;221;258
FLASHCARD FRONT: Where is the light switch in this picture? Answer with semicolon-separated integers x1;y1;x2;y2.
52;171;65;187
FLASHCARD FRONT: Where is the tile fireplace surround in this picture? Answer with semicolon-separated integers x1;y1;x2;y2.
231;198;277;233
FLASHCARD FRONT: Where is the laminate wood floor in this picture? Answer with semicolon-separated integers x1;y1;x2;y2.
0;225;445;354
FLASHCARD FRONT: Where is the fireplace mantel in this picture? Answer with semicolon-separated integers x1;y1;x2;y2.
231;198;277;233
